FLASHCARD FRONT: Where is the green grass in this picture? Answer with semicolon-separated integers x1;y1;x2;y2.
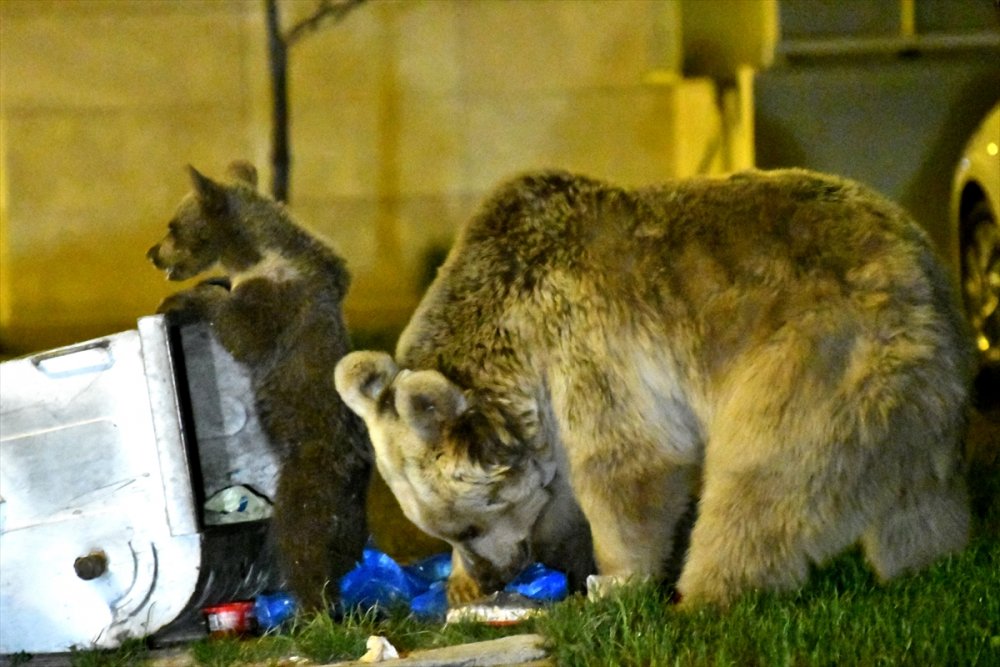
176;471;1000;667
541;542;999;666
50;463;1000;667
537;467;1000;667
537;466;1000;667
181;605;536;666
168;535;998;667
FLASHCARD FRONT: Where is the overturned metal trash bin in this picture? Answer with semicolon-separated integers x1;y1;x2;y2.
0;315;282;654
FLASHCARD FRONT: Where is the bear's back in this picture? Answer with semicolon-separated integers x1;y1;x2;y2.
455;169;923;287
399;168;967;384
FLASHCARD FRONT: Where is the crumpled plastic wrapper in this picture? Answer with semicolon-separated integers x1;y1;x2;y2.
204;484;272;524
445;591;545;626
359;635;399;662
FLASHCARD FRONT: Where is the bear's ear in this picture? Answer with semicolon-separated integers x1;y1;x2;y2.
187;165;229;215
226;160;258;189
394;370;467;443
334;351;398;420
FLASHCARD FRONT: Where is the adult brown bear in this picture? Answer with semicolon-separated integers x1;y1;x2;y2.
337;168;974;607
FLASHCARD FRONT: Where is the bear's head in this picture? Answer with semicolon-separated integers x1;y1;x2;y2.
335;350;556;596
147;161;260;281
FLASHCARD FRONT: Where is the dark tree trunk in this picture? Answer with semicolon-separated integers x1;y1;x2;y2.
265;0;290;203
263;0;366;204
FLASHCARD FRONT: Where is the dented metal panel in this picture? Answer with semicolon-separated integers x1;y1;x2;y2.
0;318;202;651
0;315;279;654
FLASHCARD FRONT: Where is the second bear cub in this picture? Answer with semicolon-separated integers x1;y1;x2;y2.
148;161;371;610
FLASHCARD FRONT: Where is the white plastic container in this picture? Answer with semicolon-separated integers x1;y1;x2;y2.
0;315;280;654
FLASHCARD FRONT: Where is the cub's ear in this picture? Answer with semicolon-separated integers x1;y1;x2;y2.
226;160;258;189
334;351;398;420
187;165;229;215
394;370;467;443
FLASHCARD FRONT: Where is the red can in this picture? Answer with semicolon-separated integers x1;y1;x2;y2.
202;601;255;637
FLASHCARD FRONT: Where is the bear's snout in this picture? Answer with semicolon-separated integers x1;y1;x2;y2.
146;244;161;266
463;539;533;594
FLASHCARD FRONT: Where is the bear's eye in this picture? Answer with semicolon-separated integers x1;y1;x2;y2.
456;525;482;541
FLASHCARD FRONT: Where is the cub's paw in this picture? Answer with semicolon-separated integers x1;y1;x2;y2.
156;280;229;325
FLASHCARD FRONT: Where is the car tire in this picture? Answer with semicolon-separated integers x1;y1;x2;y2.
961;199;1000;374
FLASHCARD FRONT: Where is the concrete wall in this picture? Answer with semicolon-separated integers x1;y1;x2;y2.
1;0;768;355
1;0;269;352
756;0;1000;276
756;58;1000;273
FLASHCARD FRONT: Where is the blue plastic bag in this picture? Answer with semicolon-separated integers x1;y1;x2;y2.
339;548;418;611
404;552;453;586
506;562;567;601
338;547;568;620
409;580;448;619
254;592;297;631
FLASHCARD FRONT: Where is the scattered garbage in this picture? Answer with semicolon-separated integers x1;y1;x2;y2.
506;562;568;600
204;484;272;524
402;550;453;583
339;547;568;622
339;548;425;613
200;547;568;637
202;591;297;637
203;600;255;637
445;591;545;626
359;635;400;662
254;591;298;632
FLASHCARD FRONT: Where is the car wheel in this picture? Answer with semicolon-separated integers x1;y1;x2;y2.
961;199;1000;368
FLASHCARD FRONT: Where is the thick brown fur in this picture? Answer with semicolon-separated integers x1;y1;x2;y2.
336;168;976;608
149;161;371;610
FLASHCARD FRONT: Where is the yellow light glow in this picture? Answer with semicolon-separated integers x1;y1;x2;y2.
988;142;999;157
978;334;990;352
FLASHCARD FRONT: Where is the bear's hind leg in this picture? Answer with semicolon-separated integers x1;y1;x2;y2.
272;437;370;611
677;345;873;607
677;466;822;607
858;386;972;580
861;473;970;581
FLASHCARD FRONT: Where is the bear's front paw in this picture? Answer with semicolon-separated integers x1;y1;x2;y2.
585;574;646;600
156;282;229;325
447;569;486;606
156;293;204;325
673;572;739;610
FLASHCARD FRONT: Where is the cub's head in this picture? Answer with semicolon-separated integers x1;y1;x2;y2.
147;161;260;281
335;350;555;595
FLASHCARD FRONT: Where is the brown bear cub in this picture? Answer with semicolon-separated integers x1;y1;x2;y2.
148;161;371;611
336;168;975;608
